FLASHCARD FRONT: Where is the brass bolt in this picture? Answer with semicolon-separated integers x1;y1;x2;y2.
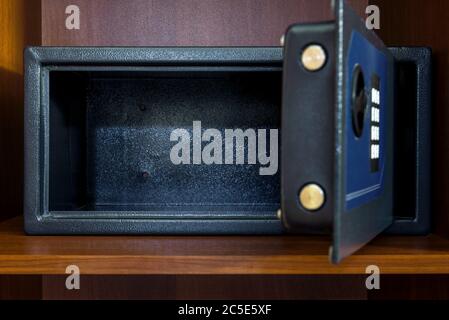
280;35;285;47
299;184;325;211
276;209;282;220
301;45;327;72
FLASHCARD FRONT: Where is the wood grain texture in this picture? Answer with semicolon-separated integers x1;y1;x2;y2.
41;0;368;46
38;275;449;300
371;0;448;238
41;275;367;300
1;217;449;275
369;275;449;300
4;274;449;300
0;0;41;222
0;275;42;300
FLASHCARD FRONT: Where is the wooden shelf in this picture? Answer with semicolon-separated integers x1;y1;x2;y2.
0;217;449;275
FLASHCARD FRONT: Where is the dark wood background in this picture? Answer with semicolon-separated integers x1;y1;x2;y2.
40;0;367;46
372;0;449;238
3;275;449;300
2;0;449;300
0;0;41;222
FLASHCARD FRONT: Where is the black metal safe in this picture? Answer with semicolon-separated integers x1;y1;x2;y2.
22;0;431;265
24;45;430;234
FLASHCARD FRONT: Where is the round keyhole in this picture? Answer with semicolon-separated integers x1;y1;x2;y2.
351;65;367;138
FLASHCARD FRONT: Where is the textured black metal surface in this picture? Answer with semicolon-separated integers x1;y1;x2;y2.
49;70;280;214
331;0;396;263
386;47;432;235
24;47;285;235
281;22;336;234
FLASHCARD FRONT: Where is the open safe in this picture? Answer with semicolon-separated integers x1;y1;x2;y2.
24;0;431;262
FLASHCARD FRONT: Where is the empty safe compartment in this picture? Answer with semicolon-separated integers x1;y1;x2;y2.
25;47;286;234
49;69;281;216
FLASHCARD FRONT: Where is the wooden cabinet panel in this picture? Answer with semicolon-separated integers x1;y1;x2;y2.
372;0;449;237
41;275;367;300
41;0;368;46
0;0;41;222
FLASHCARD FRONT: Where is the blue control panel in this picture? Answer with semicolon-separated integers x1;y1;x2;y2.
345;31;389;211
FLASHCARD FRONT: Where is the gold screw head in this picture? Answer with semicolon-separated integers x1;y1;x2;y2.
299;184;325;211
280;34;285;47
301;45;327;72
276;209;282;220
